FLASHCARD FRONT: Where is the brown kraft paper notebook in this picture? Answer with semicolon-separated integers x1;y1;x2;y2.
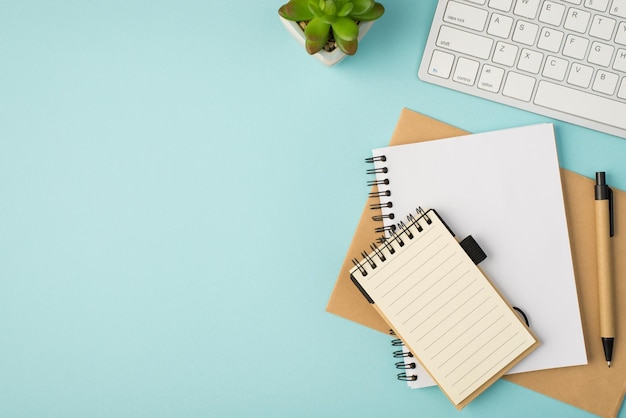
326;108;626;418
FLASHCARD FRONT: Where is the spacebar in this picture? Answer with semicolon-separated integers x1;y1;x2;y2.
534;81;626;130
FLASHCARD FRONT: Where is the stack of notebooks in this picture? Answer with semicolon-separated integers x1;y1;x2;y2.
327;109;626;417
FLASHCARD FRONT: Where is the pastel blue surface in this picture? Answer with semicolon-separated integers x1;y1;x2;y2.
1;1;624;417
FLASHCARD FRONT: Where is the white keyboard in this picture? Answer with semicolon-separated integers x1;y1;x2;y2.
418;0;626;138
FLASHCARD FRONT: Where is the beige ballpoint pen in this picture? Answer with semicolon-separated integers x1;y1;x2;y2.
595;171;615;367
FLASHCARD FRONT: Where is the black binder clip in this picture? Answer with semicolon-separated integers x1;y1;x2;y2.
459;235;487;265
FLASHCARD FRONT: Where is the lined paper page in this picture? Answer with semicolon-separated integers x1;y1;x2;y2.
351;211;537;406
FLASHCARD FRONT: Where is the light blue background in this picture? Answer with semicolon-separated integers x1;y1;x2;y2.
1;1;624;417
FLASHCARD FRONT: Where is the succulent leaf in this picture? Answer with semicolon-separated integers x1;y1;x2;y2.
332;17;358;42
304;17;331;54
351;2;384;20
278;0;315;21
349;0;375;15
337;2;353;17
320;0;338;15
308;0;323;16
335;35;358;55
321;14;337;24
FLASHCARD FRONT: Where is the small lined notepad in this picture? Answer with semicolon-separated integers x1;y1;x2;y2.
350;209;538;408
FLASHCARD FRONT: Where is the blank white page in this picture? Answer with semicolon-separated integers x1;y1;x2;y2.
370;124;586;374
351;210;537;407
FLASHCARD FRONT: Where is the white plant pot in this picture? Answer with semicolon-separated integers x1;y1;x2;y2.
280;17;374;66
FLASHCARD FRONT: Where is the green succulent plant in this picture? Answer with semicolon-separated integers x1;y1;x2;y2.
278;0;384;56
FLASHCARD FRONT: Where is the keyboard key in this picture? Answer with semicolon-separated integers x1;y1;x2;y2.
535;81;626;129
564;8;591;33
588;41;615;66
543;55;569;80
585;0;610;11
539;1;566;26
487;13;514;38
428;50;456;78
589;15;616;40
618;77;626;99
563;0;582;4
610;0;626;17
518;48;544;73
444;1;489;31
513;21;539;45
614;48;626;71
478;65;505;92
592;70;619;94
538;27;565;52
514;0;541;19
616;22;626;45
436;25;493;59
503;72;536;101
567;63;594;87
493;41;519;66
453;57;480;85
563;34;590;59
488;0;513;12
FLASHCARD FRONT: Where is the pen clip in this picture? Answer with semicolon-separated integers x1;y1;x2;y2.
609;186;615;237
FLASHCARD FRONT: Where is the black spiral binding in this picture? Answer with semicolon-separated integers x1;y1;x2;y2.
365;154;395;233
389;330;417;382
351;208;432;283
